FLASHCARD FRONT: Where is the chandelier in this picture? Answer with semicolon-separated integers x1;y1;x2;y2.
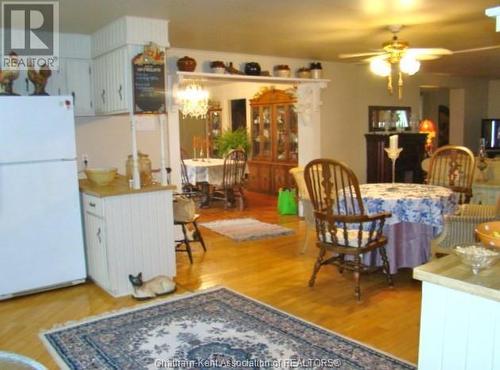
177;81;209;119
369;54;420;100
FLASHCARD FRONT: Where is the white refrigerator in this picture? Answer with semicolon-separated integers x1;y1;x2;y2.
0;96;86;299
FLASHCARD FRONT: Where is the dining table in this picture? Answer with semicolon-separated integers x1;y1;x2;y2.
183;158;225;207
344;183;458;274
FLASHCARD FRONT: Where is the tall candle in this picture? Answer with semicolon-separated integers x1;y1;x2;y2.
389;134;398;150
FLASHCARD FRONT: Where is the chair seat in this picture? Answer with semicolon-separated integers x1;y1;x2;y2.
319;228;370;248
174;214;200;224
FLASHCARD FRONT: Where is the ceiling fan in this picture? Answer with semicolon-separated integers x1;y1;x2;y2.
338;25;497;99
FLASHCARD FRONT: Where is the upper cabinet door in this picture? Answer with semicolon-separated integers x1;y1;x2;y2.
45;60;68;96
92;47;129;115
65;59;94;116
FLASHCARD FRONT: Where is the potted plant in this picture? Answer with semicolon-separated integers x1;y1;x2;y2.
214;128;250;157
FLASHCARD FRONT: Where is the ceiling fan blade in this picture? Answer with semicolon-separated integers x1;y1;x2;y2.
412;54;443;61
406;48;453;56
338;51;384;59
361;55;389;63
452;45;500;54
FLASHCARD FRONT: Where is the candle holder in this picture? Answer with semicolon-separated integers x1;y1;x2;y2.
384;147;403;190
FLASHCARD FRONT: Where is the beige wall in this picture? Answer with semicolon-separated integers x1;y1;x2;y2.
75;46;491;183
487;79;500;117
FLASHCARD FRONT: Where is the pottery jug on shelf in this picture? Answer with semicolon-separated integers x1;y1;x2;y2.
244;62;261;76
177;56;196;72
126;151;153;186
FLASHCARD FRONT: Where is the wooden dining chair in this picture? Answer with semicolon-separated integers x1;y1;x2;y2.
180;148;201;197
304;158;393;301
211;149;247;210
427;145;475;204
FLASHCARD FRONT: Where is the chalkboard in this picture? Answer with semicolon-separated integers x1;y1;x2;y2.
132;63;166;114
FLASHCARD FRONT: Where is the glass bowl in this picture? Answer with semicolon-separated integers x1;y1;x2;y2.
454;245;500;274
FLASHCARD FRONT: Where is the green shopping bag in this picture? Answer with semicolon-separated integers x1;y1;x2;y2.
277;187;298;215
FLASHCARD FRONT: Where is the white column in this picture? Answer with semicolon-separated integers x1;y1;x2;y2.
296;83;326;166
158;114;168;185
167;75;182;187
129;113;141;189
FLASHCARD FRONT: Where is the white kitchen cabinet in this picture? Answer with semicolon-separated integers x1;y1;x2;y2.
7;33;94;116
90;16;169;115
92;46;138;115
81;188;176;297
65;58;94;116
414;256;500;370
83;210;110;292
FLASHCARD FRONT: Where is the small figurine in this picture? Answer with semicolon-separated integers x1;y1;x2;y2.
128;272;176;300
0;52;20;95
28;62;52;95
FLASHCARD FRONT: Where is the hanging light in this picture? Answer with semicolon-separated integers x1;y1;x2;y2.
399;56;420;75
369;58;391;76
177;81;209;119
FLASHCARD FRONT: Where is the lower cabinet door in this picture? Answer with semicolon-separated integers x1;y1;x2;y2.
84;212;110;290
272;166;289;194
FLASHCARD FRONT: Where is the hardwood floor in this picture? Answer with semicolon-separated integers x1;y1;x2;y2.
0;191;422;368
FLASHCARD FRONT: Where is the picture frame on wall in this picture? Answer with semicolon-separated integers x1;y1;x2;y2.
368;106;411;132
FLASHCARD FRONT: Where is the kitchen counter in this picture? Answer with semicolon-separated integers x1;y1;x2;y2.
80;175;177;297
413;254;500;302
414;255;500;370
79;175;176;198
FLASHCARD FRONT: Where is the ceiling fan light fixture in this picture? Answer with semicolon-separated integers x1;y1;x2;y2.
399;56;420;75
370;58;391;77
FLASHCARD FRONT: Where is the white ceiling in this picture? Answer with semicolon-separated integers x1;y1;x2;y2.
60;0;500;78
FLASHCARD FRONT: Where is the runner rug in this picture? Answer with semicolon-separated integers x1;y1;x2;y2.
200;217;294;241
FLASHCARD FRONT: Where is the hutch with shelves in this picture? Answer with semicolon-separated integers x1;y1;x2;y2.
248;88;298;194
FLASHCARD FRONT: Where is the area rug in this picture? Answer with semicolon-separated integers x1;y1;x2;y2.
200;217;294;241
41;287;416;370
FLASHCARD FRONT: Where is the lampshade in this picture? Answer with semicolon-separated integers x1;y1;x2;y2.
399;56;420;75
419;119;437;154
177;81;209;119
369;59;391;77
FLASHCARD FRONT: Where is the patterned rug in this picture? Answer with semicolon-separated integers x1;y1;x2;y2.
200;218;294;241
41;288;415;370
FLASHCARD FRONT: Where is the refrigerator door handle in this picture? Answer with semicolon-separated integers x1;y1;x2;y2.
97;227;102;244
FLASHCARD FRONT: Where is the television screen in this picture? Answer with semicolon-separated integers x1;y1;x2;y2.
482;119;500;149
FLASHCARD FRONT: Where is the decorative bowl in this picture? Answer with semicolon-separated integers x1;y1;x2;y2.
453;245;499;274
475;221;500;248
177;56;196;72
85;167;118;186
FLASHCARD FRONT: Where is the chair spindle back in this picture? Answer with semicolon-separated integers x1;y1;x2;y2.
222;149;247;189
427;145;475;203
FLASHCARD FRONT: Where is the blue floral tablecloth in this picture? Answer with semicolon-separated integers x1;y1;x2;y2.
337;183;458;273
357;183;458;233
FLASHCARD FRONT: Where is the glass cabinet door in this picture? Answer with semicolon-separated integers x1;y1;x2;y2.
251;106;261;158
275;105;288;161
288;105;298;161
208;109;222;157
262;106;272;159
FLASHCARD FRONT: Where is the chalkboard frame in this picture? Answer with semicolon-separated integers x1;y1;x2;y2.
132;45;166;114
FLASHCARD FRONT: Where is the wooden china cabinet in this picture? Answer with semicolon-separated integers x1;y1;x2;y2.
248;88;298;194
